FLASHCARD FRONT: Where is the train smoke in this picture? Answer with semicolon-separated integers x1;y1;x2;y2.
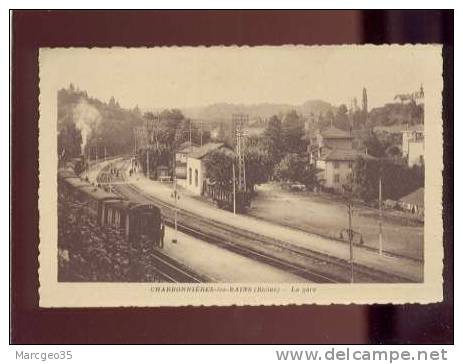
73;98;102;155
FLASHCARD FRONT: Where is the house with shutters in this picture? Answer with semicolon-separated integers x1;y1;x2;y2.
309;126;373;192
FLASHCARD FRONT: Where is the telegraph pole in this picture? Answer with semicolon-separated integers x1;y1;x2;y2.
189;119;192;145
378;176;383;255
146;148;150;178
343;182;355;283
233;114;248;192
172;178;178;243
145;117;151;179
134;129;137;155
232;163;236;215
200;120;203;146
233;114;248;213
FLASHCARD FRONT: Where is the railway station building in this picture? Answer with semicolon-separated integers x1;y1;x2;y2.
184;142;231;196
175;141;198;188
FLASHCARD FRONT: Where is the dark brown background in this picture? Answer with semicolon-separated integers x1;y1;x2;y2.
11;10;453;344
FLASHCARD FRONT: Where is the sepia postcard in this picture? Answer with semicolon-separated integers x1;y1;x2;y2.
38;45;443;307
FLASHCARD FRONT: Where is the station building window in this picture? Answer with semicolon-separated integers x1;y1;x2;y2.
189;168;192;185
334;174;340;183
195;169;198;187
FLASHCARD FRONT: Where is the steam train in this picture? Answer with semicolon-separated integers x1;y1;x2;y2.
58;159;162;248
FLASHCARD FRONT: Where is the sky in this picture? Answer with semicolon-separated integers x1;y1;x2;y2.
41;45;441;110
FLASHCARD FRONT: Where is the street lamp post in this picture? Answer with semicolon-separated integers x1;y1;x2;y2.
342;182;355;283
172;178;179;243
348;202;354;283
232;163;236;215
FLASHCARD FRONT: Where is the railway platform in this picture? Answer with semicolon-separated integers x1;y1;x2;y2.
130;174;424;283
161;226;307;283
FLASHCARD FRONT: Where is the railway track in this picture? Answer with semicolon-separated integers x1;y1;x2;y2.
107;171;415;283
111;182;337;283
148;249;204;283
98;159;418;283
97;163;205;283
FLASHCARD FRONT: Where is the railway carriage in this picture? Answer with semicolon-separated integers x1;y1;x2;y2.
76;185;123;221
58;174;89;201
58;166;163;249
100;200;162;246
126;203;162;246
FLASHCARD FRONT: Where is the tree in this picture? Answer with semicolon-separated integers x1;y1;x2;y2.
244;136;273;192
275;153;306;183
352;109;366;129
352;157;380;202
275;153;320;190
174;118;209;147
159;109;183;148
263;115;283;162
325;110;335;128
363;133;386;158
203;149;235;191
352;157;425;203
334;104;349;130
109;96;117;108
281;110;306;154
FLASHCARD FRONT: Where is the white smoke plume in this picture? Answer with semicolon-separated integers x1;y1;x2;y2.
73;98;102;155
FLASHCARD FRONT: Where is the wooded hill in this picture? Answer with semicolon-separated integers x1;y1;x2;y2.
58;85;144;159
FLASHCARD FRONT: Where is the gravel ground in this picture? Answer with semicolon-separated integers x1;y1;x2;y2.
249;183;424;260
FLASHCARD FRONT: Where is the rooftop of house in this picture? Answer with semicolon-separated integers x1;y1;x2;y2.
188;142;227;160
177;141;199;154
403;123;424;133
322;148;374;162
399;187;424;207
320;126;353;139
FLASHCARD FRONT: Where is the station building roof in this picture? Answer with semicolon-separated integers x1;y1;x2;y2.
188;142;229;160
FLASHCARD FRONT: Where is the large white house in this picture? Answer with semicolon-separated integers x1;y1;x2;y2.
317;149;371;191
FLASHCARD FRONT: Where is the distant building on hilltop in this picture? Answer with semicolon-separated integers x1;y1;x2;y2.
394;84;425;105
402;124;424;167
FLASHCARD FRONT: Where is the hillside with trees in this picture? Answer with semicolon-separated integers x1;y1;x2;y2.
57;85;212;178
367;101;424;127
58;84;144;160
181;99;335;122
